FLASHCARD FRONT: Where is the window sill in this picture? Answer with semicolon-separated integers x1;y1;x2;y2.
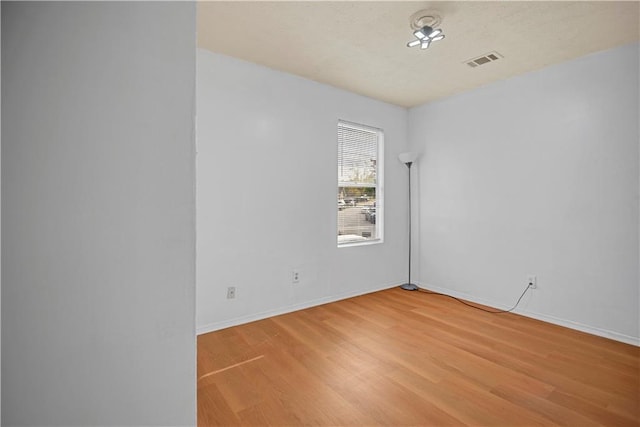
337;237;383;248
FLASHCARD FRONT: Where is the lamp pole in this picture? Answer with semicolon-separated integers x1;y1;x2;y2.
400;158;418;291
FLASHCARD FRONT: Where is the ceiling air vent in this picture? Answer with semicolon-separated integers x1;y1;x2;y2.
465;51;503;68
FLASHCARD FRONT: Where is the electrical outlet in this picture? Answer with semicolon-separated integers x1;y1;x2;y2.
292;270;300;284
527;275;537;289
227;286;236;299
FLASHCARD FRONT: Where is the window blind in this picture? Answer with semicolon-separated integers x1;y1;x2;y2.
338;121;378;188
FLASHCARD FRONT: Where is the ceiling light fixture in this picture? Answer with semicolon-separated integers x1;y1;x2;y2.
406;10;446;50
407;25;445;49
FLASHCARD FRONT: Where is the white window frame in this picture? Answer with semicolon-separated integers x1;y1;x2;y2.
337;120;384;247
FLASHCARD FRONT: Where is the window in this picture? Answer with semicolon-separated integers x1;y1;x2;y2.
337;120;383;246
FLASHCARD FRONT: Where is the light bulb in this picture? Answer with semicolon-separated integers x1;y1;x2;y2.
413;29;426;39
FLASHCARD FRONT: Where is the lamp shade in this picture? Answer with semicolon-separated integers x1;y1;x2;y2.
398;152;419;164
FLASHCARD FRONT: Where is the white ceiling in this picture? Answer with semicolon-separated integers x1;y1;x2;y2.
197;1;640;108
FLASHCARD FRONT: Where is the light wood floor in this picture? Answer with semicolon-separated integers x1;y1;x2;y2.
197;288;640;426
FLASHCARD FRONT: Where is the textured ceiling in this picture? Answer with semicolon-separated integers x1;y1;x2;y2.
197;1;640;108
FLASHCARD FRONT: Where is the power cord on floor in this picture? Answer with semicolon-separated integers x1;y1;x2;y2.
416;284;533;314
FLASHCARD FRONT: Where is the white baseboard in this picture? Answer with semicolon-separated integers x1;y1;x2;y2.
418;282;640;347
197;282;399;335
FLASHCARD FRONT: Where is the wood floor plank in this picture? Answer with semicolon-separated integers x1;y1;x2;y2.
198;288;640;426
197;382;241;426
490;382;603;426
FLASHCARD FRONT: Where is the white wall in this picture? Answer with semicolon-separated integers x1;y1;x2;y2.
2;3;196;425
197;49;409;333
409;43;639;344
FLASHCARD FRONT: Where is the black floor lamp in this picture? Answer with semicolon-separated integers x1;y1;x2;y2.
399;152;419;291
